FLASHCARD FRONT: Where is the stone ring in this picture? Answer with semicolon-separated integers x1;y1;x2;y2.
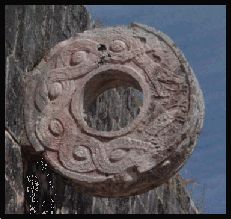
24;23;204;197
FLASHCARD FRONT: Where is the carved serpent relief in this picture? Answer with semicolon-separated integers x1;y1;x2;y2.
24;23;204;197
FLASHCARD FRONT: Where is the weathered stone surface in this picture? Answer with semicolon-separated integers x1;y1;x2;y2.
22;86;199;213
5;131;24;214
5;5;91;214
5;5;201;214
23;153;199;214
23;23;204;197
5;5;91;140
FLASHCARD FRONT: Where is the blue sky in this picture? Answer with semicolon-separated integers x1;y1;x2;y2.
86;5;226;214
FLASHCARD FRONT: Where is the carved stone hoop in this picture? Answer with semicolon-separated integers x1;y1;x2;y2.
24;23;205;197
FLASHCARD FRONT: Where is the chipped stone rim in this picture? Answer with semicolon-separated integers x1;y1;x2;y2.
71;64;150;138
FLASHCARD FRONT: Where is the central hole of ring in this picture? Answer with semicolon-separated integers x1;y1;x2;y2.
83;70;143;132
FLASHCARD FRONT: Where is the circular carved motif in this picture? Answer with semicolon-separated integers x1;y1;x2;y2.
49;119;64;136
70;50;87;66
24;23;204;197
73;146;90;161
109;40;127;52
48;82;62;100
